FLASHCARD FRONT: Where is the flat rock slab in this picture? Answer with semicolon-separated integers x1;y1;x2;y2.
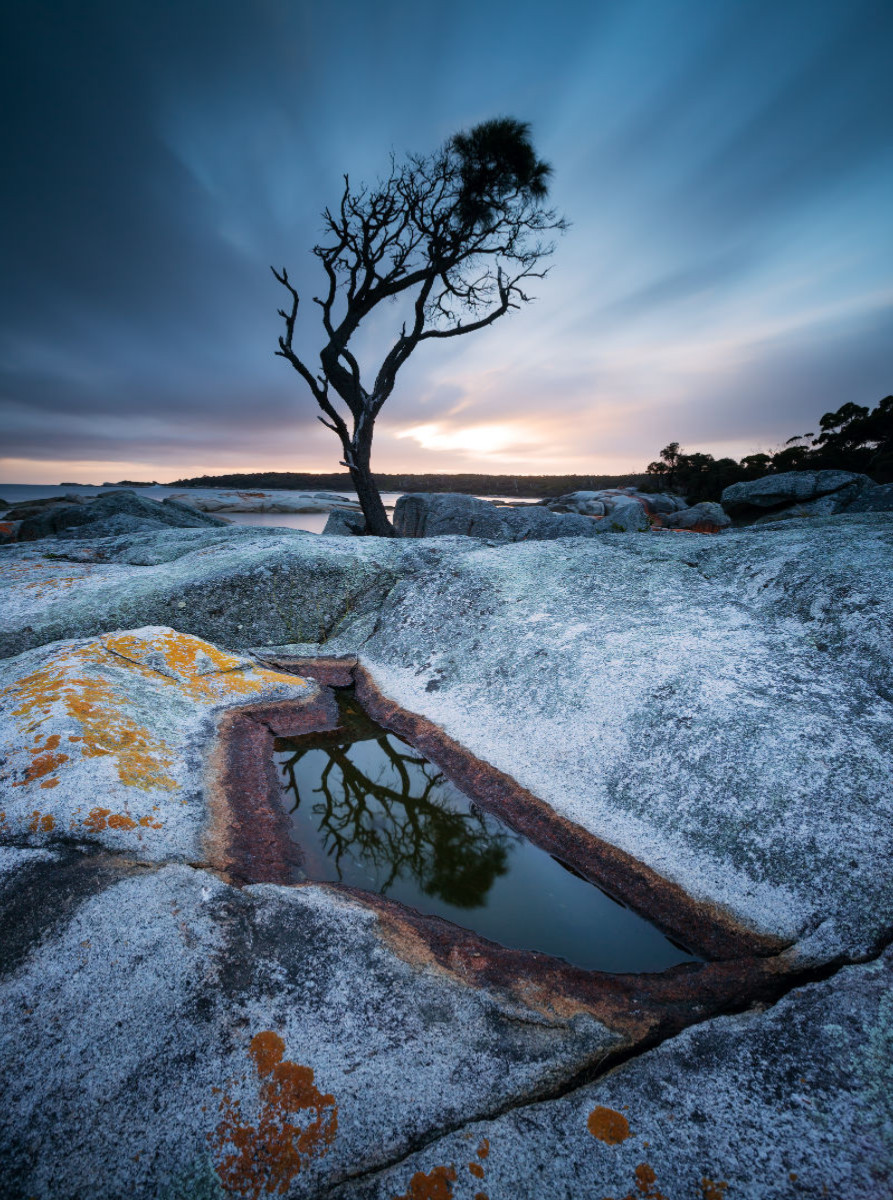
0;626;316;861
334;946;893;1200
0;856;618;1199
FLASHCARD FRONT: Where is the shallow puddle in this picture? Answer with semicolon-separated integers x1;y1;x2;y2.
273;692;698;973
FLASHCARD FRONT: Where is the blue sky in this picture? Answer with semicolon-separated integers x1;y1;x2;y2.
1;0;891;482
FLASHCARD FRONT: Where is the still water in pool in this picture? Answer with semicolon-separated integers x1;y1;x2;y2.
273;694;699;973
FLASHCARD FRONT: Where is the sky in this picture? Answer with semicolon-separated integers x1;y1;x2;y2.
1;0;891;483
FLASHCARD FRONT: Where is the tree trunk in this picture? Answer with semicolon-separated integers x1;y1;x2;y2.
347;432;394;537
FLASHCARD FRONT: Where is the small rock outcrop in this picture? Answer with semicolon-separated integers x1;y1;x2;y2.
661;501;731;532
721;470;874;515
323;509;368;536
393;492;649;539
167;488;360;514
8;490;228;542
543;488;687;517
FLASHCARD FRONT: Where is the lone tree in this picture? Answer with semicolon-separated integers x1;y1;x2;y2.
273;118;565;535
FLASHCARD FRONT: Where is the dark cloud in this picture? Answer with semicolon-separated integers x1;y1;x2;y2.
1;0;891;478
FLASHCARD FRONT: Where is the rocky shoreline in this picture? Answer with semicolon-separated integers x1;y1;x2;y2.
0;487;891;1197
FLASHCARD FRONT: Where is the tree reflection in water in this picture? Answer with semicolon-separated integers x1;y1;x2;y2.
275;697;517;908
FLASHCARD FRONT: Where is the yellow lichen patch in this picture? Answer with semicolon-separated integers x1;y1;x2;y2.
102;629;306;702
392;1165;458;1200
209;1030;337;1199
2;644;178;792
588;1106;631;1145
11;731;70;788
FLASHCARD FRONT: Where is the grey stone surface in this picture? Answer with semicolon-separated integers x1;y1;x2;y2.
0;861;618;1199
2;516;892;965
0;527;412;658
333;517;893;963
663;500;732;530
0;627;316;861
323;508;369;536
16;489;228;541
722;470;874;513
336;947;893;1200
393;492;651;539
847;481;893;512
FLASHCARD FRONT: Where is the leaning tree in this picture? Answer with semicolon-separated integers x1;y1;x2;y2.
273;117;566;536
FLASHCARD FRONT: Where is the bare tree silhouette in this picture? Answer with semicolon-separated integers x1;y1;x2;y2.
277;726;516;908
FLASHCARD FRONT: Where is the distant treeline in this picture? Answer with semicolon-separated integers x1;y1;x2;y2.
644;395;892;503
167;471;650;497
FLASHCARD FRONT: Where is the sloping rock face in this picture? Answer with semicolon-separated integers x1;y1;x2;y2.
0;627;316;862
0;526;409;658
335;947;893;1200
0;858;618;1199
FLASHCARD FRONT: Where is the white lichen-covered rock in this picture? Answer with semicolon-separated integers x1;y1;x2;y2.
0;526;410;657
338;946;893;1200
0;627;315;860
0;861;618;1198
319;516;893;964
167;488;360;513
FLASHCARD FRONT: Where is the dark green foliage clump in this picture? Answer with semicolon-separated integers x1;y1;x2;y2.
645;395;892;502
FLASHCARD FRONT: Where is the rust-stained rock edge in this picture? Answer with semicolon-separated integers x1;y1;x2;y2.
211;654;798;1040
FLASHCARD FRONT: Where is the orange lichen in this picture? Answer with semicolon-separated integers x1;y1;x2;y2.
602;1162;668;1200
700;1180;728;1199
476;1139;489;1159
209;1030;337;1198
468;1161;485;1179
393;1165;458;1200
28;811;55;833
588;1106;631;1145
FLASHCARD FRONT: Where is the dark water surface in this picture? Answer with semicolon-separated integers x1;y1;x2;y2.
273;693;698;974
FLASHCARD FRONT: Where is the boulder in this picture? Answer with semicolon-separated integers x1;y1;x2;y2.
392;492;644;539
846;481;893;512
662;501;731;532
544;488;684;517
721;469;874;514
0;526;412;658
15;490;228;541
323;509;369;536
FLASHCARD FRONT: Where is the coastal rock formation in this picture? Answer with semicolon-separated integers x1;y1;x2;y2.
543;487;685;517
167;488;361;514
4;489;228;542
721;469;874;515
1;514;891;1195
392;492;650;538
661;500;731;532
